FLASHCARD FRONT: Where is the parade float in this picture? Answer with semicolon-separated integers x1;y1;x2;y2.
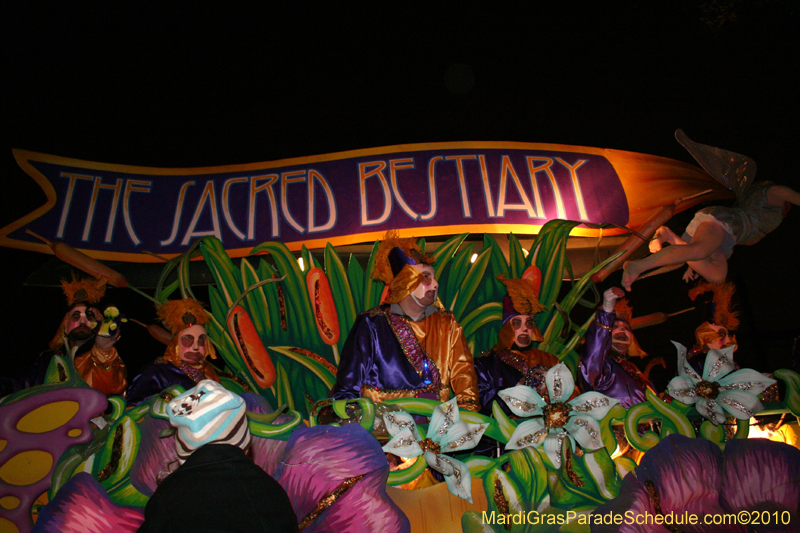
1;141;798;533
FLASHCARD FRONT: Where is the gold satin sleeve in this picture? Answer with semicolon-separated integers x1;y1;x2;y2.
407;312;480;411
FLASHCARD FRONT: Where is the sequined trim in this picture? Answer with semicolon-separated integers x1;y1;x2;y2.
553;432;567;466
719;382;755;392
503;395;539;413
572;418;599;448
551;369;563;401
384;412;416;433
298;474;364;530
384;310;443;391
436;402;455;436
570;397;609;413
720;396;755;417
671;387;697;398
706;354;730;381
493;478;511;530
389;437;417;449
444;424;486;451
515;428;547;448
564;446;584;488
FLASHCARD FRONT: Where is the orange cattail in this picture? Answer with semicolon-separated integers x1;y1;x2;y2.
306;268;340;345
130;319;172;345
227;306;276;389
27;230;128;288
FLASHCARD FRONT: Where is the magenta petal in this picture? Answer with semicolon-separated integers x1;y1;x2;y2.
32;472;144;533
635;435;724;518
250;435;287;477
130;415;179;497
275;424;410;533
720;438;800;529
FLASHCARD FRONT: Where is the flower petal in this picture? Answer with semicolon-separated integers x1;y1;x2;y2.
505;418;547;451
542;431;568;469
717;390;763;420
498;385;545;417
720;438;800;521
381;427;422;458
718;368;777;396
591;473;666;533
546;363;574;403
425;453;474;504
702;346;736;382
667;376;699;405
440;421;488;453
428;397;459;442
635;435;725;518
381;410;418;439
695;398;727;425
567;391;619;420
565;414;604;450
673;340;701;383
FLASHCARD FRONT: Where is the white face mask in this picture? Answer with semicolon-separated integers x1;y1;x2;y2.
611;320;633;354
178;324;208;364
510;315;535;348
409;264;438;307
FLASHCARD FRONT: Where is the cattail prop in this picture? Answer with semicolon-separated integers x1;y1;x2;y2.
26;229;161;304
630;307;694;330
129;319;172;345
227;306;276;389
306;268;341;364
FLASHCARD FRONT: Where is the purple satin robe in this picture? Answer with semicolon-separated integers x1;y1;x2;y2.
579;309;654;409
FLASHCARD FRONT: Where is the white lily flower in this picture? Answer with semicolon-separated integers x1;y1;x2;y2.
499;363;618;468
381;398;487;502
667;342;775;425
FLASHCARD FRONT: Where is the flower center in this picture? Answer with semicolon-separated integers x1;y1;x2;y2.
418;438;441;455
542;402;571;430
695;380;720;400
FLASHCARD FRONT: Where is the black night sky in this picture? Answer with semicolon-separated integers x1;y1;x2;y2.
3;3;798;388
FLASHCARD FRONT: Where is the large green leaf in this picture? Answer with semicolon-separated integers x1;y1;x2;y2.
324;243;357;353
451;247;491;320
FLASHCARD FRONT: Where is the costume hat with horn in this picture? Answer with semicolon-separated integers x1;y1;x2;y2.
372;231;440;306
689;282;739;348
494;274;546;349
50;274;108;350
156;298;218;369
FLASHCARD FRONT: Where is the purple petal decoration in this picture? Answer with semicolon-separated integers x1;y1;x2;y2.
720;438;800;531
591;474;667;533
275;424;410;533
129;415;178;497
0;385;106;533
634;435;724;519
32;472;143;533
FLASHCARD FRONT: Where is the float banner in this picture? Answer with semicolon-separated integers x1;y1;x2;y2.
2;142;725;262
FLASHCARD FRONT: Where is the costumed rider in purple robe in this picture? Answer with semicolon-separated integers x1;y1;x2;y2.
126;298;221;405
474;274;565;418
580;287;655;409
139;379;297;532
330;235;480;412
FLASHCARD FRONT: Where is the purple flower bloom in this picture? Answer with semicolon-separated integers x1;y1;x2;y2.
591;434;800;532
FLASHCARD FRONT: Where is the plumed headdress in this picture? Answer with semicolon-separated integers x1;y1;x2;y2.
372;231;433;284
157;298;211;335
689;281;740;331
613;298;633;324
50;274;108;350
168;380;250;464
497;274;546;323
372;232;436;305
61;274;107;307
